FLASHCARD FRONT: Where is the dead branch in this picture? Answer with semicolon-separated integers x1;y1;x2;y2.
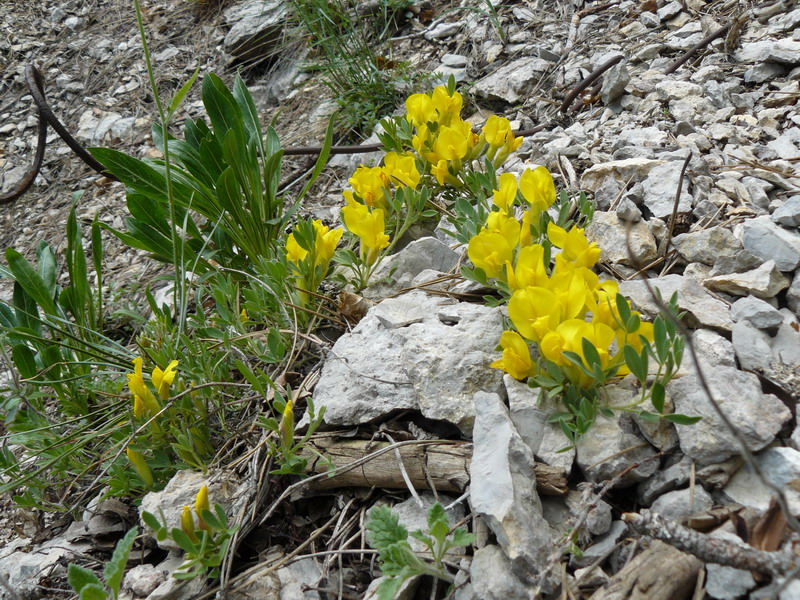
622;510;796;577
300;438;568;496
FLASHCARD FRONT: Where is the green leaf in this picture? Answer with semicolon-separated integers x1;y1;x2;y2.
637;410;661;423
5;248;59;316
202;73;244;145
11;344;37;379
615;293;631;326
104;527;137;598
562;351;593;377
168;64;201;117
663;413;702;425
366;506;408;551
623;345;644;382
90;148;168;200
36;242;58;300
376;575;409;600
233;74;265;157
141;511;163;532
625;313;641;334
79;584;108;600
651;382;665;414
448;528;475;549
654;317;668;361
171;528;199;554
67;564;102;593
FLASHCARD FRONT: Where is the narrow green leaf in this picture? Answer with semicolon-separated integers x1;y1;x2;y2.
637;410;661;423
5;248;59;316
90;148;168;200
141;511;162;532
168;64;201;117
651;382;665;414
654;317;668;361
615;293;631;325
36;242;58;300
170;528;199;554
79;584;107;600
663;413;702;425
623;345;644;382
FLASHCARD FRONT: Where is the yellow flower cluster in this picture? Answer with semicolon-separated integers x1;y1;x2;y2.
342;152;420;267
405;86;523;185
128;356;178;423
466;167;654;386
286;220;343;269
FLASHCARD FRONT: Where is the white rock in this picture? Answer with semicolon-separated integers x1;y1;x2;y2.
704;260;790;299
472;57;551;103
471;391;553;581
741;216;800;272
650;486;713;520
723;447;800;514
669;365;791;465
705;532;757;600
641;162;694;218
585;211;657;266
581;158;665;192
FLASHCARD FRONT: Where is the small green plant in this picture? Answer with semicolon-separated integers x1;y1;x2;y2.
257;392;327;475
142;486;238;580
68;527;138;600
366;502;474;600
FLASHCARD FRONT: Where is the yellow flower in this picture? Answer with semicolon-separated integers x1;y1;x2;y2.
313;220;343;266
349;165;389;209
506;244;548;291
520;166;556;214
540;319;616;382
547;223;601;269
383;152;420;189
127;357;161;416
133;395;145;419
126;447;154;488
406;93;434;126
519;208;535;247
491;330;535;380
508;286;562;342
280;397;294;452
412;124;437;164
195;485;210;530
342;197;390;264
152;360;179;401
431;159;450;186
431;86;463;125
285;232;307;264
483;115;513;147
485;210;521;249
492;172;518;213
467;230;513;279
434;124;469;161
181;505;198;542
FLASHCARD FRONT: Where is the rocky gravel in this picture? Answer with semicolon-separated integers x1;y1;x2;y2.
1;0;800;598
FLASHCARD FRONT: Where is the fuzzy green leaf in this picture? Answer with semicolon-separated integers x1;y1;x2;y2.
67;564;102;593
104;527;137;598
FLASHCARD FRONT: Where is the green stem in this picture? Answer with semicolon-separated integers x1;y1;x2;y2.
133;0;185;340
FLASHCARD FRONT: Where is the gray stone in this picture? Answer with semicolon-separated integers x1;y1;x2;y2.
704;260;790;299
735;39;800;65
723;447;800;514
741;216;800;271
696;457;744;489
223;0;288;63
616;197;642;222
742;176;771;210
473;57;551;104
788;272;800;316
601;62;630;104
123;564;167;597
772;310;800;367
566;491;612;536
0;536;92;600
619;275;733;331
424;21;463;40
730;296;784;329
650;486;713;520
277;558;322;600
641;162;694;218
744;62;788;83
365;237;459;300
575;413;659;486
673;226;741;266
570;520;628;568
657;0;682;20
655;80;703;101
581;158;665;192
691;329;735;368
705;532;757;600
669;365;791;464
585;211;657;266
506;377;575;475
767;129;800;161
732;320;774;371
772;196;800;228
311;291;504;435
638;455;692;504
470;546;532;600
471;391;553;581
76;109;125;144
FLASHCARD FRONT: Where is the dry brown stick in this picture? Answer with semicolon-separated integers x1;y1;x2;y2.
300;438;568;496
664;24;731;75
622;510;796;577
559;55;623;113
658;150;692;260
